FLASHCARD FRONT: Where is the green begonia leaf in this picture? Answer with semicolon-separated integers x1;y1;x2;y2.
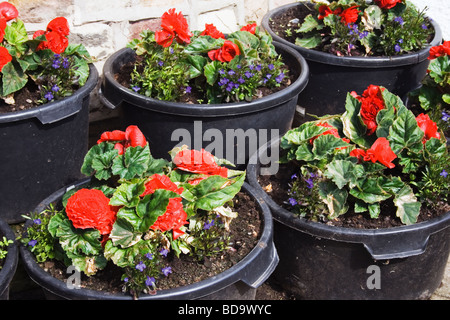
324;159;360;189
393;185;421;225
112;145;151;179
136;189;180;232
109;181;146;207
318;181;348;219
189;173;245;211
48;212;102;257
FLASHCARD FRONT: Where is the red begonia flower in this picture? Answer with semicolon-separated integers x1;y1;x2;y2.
141;174;184;197
0;2;18;21
141;174;187;239
173;148;228;178
428;41;450;60
200;23;225;39
155;8;192;47
44;31;69;54
97;125;147;155
208;40;240;62
0;46;12;72
66;189;118;236
339;5;359;24
240;23;257;34
150;197;187;239
374;0;403;10
350;137;396;169
46;17;70;36
34;17;70;54
416;113;441;143
352;85;385;135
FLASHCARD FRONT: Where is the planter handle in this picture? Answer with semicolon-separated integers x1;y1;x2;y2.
98;86;119;110
240;240;279;288
359;217;450;260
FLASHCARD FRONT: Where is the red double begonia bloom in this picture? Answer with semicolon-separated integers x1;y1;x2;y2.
240;23;257;34
350;137;397;169
66;189;118;236
208;40;240;62
374;0;403;10
97;125;147;155
141;174;184;197
173;148;228;178
0;46;12;72
140;174;187;239
0;2;18;21
351;85;385;135
34;17;70;54
416;113;441;143
150;197;187;239
428;41;450;60
200;23;225;39
155;8;193;47
46;16;70;36
339;5;359;24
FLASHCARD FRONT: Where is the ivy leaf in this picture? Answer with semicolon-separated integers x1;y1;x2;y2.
112;145;151;179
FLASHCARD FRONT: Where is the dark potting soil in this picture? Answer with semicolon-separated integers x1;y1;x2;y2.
0;82;42;113
258;162;449;229
37;191;265;298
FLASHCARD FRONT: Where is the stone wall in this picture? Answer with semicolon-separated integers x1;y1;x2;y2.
7;0;450;121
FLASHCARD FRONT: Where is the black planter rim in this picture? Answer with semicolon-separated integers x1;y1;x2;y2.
100;41;309;117
19;179;278;300
247;137;450;260
261;2;442;68
0;63;98;125
0;218;19;296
